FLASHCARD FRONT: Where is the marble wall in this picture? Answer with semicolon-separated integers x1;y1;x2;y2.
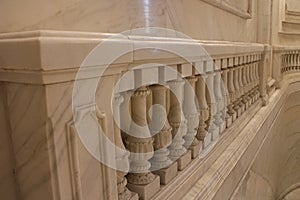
0;0;269;43
0;83;19;200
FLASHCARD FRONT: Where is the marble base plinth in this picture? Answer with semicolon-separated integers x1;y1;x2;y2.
203;132;212;148
189;141;202;159
226;116;233;128
232;112;237;122
237;107;242;118
220;121;226;133
212;127;220;141
245;101;250;110
241;104;246;113
118;189;139;200
177;151;192;171
127;175;160;200
153;161;178;185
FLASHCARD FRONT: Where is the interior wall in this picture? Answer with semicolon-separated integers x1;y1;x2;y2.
0;0;268;43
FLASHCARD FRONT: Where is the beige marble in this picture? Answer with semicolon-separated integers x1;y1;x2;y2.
1;1;300;198
0;0;273;43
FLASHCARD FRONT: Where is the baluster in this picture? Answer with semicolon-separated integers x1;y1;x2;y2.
213;71;224;134
168;78;191;171
114;94;138;200
227;63;237;123
245;64;252;107
233;64;241;118
249;63;255;103
183;76;201;159
125;86;160;200
149;84;178;185
254;62;260;101
241;64;249;111
221;68;231;128
206;71;219;143
196;75;209;149
238;65;245;113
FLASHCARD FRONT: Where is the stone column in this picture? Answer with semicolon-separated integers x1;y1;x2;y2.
227;66;237;123
149;85;178;185
195;75;209;150
183;76;201;159
113;94;138;200
213;71;224;135
124;86;160;200
206;72;219;143
168;79;191;171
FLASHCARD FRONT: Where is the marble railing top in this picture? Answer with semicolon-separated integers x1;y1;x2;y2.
0;30;265;84
273;45;300;52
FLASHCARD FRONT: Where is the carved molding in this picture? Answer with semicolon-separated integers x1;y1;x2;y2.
200;0;252;19
66;104;109;200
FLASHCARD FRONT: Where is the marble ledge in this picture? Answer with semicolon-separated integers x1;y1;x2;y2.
0;30;265;72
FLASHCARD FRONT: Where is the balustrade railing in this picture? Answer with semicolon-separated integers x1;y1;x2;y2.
281;49;300;74
113;50;264;199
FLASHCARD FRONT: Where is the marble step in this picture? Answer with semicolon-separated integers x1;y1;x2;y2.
282;21;300;32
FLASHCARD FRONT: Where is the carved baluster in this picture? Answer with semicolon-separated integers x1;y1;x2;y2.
183;76;201;159
213;71;224;134
254;62;259;101
221;69;231;128
253;61;259;102
149;84;178;185
168;79;191;171
114;94;138;200
206;72;219;143
238;65;245;113
196;75;209;149
227;65;237;123
125;86;160;200
241;64;249;110
233;65;241;118
249;63;255;103
245;64;252;107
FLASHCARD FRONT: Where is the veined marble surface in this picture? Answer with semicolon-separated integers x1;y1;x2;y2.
0;0;260;42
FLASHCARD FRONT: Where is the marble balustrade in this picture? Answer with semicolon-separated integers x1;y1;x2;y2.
115;54;264;200
0;31;270;200
281;49;300;74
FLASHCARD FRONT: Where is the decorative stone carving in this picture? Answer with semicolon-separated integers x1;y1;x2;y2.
233;66;242;118
238;66;246;113
213;71;225;134
168;79;191;171
149;84;178;185
124;87;160;200
196;75;209;146
183;76;201;159
205;72;219;143
113;94;138;200
227;66;237;123
221;69;231;128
